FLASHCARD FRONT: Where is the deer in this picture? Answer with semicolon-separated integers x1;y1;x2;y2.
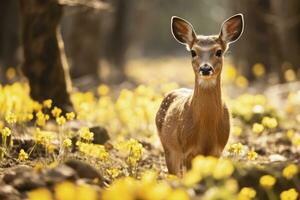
155;14;244;176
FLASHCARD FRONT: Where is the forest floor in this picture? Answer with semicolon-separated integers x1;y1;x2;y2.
0;57;300;200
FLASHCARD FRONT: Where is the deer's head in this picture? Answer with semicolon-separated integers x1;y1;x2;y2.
171;14;244;87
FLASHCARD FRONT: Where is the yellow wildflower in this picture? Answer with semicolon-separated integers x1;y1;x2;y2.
63;139;72;148
28;188;53;200
235;75;248;88
106;168;120;179
168;189;190;200
55;181;76;200
183;169;202;187
98;84;110;96
252;63;265;77
259;175;276;189
282;164;298;180
213;159;234;179
1;127;11;137
262;117;278;129
5;112;17;124
252;123;264;134
228;143;244;155
56;116;66;126
43;99;52;109
36;111;49;127
232;126;242;136
280;188;298;200
18;149;29;161
51;106;62;118
77;184;98;200
6;67;16;80
247;150;258;161
66;112;75;121
238;187;256;200
79;127;94;141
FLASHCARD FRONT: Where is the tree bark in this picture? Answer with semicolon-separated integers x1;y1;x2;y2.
0;0;21;83
62;8;102;81
20;0;72;110
105;0;132;83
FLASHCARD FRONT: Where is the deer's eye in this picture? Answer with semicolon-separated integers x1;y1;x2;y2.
215;49;222;57
191;50;197;57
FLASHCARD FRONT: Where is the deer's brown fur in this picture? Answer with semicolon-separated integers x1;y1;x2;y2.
156;14;244;175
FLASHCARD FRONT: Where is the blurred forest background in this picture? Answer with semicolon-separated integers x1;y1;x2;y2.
0;0;300;107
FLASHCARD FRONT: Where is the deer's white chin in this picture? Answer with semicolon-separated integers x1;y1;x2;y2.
198;78;216;88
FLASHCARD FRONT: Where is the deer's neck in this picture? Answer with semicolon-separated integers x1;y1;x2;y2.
190;76;223;125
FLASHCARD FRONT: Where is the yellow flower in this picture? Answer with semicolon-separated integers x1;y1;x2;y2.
79;127;94;141
228;143;244;155
183;169;202;187
235;75;248;88
43;99;52;109
5;112;17;124
51;106;62;118
282;164;298;180
28;188;53;200
252;123;264;134
36;111;49;127
63;139;72;148
262;117;278;129
66;112;75;121
34;128;53;145
106;168;120;179
286;129;295;139
259;175;276;189
56;116;66;126
280;188;298;200
252;63;265;77
247;150;258;160
77;184;98;200
1;127;11;137
238;187;256;200
232;126;242;136
55;181;76;200
18;149;29;161
213;159;234;179
98;84;110;96
167;189;190;200
6;67;16;80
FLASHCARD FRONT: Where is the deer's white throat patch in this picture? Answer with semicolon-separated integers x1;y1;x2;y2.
198;78;217;88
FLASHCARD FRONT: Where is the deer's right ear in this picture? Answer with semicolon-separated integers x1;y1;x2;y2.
171;16;197;48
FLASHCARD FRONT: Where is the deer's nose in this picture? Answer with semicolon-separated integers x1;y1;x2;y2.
199;64;213;76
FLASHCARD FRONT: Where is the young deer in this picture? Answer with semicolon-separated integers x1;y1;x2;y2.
156;14;244;175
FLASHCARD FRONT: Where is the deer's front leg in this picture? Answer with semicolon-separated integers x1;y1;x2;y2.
165;149;184;177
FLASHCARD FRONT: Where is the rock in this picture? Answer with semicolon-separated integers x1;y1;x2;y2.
44;165;77;185
90;126;109;145
12;173;45;192
269;154;287;162
0;184;21;200
65;160;102;180
3;165;33;184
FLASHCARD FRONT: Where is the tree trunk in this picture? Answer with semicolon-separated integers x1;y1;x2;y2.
20;0;72;110
62;8;102;82
0;0;21;83
105;0;132;83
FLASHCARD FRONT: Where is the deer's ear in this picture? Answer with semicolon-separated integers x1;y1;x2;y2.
171;16;197;47
220;14;244;44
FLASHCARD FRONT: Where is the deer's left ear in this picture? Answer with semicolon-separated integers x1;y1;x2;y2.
220;14;244;44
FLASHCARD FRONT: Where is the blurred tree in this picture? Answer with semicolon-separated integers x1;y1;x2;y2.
0;0;21;83
229;0;300;82
20;0;73;110
62;8;103;83
105;0;132;83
